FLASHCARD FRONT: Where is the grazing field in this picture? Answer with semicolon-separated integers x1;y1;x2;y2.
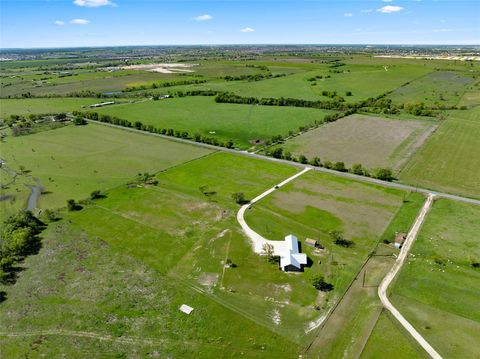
282;114;437;170
360;312;427;359
0;98;114;117
150;63;431;102
0;123;212;210
388;71;476;107
390;199;480;359
94;96;335;148
399;108;480;198
0;221;297;358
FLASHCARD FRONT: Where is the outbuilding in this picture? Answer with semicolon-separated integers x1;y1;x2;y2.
394;232;407;249
305;238;317;248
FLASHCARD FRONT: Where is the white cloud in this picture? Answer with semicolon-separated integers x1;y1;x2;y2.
361;9;373;13
382;0;394;2
240;27;255;33
377;5;404;13
70;18;90;25
194;14;212;21
73;0;115;7
54;20;65;25
344;13;353;17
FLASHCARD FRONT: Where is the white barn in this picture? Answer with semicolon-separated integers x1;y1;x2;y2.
280;234;307;272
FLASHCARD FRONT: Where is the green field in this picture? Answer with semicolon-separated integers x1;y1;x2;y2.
148;63;432;103
399;107;480;198
0;98;118;117
93;96;335;148
388;71;476;107
0;123;212;210
282;114;437;171
390;199;480;358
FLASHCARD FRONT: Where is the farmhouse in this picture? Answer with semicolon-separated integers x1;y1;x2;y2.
394;232;407;248
280;234;308;272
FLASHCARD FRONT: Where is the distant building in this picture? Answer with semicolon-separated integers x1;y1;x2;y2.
394;232;407;249
280;234;307;272
305;238;317;248
89;101;115;108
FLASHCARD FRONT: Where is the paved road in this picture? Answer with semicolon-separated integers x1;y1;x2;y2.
236;167;311;255
89;120;480;206
378;194;443;359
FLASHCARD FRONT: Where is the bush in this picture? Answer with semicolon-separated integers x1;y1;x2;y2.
67;199;82;211
232;192;249;205
374;168;394;181
329;230;354;248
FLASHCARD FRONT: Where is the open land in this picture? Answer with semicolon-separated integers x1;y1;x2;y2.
281;114;438;170
1;47;479;359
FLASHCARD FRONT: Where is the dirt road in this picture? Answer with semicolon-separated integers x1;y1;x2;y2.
378;194;442;359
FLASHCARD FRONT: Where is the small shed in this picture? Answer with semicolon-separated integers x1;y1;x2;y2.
394;233;407;249
179;304;194;315
305;238;317;248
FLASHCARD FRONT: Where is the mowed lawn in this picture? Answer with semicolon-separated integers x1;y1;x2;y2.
0;123;212;209
282;114;437;170
388;71;476;107
399;107;480;198
94;96;335;148
243;170;406;325
390;199;480;359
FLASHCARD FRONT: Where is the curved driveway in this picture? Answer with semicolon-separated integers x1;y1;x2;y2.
236;167;311;255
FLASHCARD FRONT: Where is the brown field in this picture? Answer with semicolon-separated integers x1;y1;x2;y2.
282;114;437;171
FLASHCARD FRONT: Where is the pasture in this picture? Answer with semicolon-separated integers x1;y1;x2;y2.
399;107;480;198
93;96;335;148
0;98;112;117
388;71;476;107
0;123;212;210
390;199;480;359
282;114;437;170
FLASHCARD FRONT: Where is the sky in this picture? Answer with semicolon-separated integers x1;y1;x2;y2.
1;0;479;48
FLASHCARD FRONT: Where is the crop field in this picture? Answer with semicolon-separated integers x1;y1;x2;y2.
388;71;476;107
0;123;212;210
400;107;480;198
282;114;437;170
93;96;335;148
390;199;480;359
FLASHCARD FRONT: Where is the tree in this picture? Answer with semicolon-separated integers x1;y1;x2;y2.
42;209;59;222
374;168;394;181
269;147;283;159
66;199;81;211
311;275;334;292
329;230;354;248
299;154;308;164
333;162;347;172
283;151;292;161
351;163;364;175
73;117;87;126
262;243;277;263
90;190;104;200
232;192;248;205
310;157;321;167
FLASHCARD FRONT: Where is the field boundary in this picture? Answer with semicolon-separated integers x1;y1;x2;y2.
88;119;480;206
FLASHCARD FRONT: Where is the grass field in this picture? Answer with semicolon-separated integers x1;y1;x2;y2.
390;198;480;359
281;114;437;170
0;123;212;210
388;71;476;107
94;96;335;148
148;63;432;102
0;98;119;117
399;107;480;198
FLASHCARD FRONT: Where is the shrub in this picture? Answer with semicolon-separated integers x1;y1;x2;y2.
311;275;334;292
